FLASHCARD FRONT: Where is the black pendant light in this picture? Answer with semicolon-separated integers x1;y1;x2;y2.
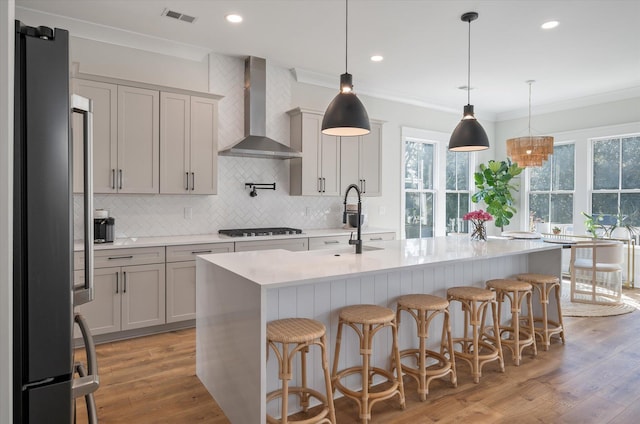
448;12;489;152
321;0;370;137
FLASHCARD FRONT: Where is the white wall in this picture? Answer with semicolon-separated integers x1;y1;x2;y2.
0;2;14;422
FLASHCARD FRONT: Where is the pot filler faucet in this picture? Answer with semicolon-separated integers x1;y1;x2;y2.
343;184;363;254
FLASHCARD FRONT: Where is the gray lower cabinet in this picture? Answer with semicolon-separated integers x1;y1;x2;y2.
74;247;166;337
165;243;233;323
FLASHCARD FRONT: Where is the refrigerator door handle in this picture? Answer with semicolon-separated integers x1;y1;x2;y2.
72;94;95;306
72;313;100;399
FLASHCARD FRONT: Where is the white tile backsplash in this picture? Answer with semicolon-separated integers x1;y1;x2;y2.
74;53;353;238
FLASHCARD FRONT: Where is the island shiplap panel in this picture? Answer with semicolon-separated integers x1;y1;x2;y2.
264;254;532;411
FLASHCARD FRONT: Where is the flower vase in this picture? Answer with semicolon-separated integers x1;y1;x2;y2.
470;221;487;241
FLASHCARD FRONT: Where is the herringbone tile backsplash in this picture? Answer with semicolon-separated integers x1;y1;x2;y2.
73;54;353;238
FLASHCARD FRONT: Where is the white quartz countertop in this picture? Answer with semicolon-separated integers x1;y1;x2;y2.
198;236;562;288
74;227;395;251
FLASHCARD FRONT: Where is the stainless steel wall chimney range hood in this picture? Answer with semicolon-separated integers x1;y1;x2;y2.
219;57;302;159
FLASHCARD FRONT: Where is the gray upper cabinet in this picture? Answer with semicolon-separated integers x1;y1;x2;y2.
72;79;118;194
72;79;159;194
160;93;219;195
340;120;383;197
288;108;341;196
117;85;160;194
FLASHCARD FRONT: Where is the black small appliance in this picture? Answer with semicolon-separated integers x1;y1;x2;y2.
94;218;115;243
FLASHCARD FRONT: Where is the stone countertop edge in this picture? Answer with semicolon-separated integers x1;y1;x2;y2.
197;237;562;289
73;227;396;251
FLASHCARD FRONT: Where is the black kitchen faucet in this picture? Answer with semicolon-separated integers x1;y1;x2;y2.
343;184;362;254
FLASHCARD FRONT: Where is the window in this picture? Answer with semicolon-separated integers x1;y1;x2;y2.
528;143;575;226
445;151;470;233
591;135;640;226
404;140;435;239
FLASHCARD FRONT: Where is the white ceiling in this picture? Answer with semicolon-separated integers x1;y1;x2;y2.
15;0;640;121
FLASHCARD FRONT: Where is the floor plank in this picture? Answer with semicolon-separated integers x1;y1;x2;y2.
75;288;640;423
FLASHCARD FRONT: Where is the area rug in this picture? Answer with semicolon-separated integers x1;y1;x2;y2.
560;281;638;317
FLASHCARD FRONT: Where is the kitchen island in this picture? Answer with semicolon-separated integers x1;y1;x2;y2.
196;236;562;423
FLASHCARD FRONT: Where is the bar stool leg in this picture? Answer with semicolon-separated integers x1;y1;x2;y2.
280;342;290;424
440;310;458;388
331;319;344;392
491;300;505;373
300;346;309;412
320;334;337;424
553;283;566;344
391;318;406;409
526;291;538;358
361;324;371;424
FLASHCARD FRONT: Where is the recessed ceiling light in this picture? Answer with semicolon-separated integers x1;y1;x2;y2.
370;55;383;62
226;14;243;23
541;20;559;29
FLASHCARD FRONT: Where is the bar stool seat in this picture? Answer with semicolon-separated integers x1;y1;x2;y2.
332;304;405;424
267;318;336;424
485;279;537;366
396;294;457;401
515;273;566;351
446;287;504;383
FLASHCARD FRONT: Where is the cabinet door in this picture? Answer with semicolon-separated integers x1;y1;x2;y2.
117;86;160;193
160;92;190;194
340;136;360;194
358;122;382;196
121;263;166;331
320;133;341;196
190;96;218;195
72;79;118;193
300;113;322;195
166;261;196;323
74;267;121;336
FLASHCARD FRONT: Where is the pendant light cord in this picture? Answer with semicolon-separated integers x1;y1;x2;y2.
528;80;533;137
345;0;349;73
467;17;471;105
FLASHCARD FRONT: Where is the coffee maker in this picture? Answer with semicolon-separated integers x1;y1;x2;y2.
94;209;114;243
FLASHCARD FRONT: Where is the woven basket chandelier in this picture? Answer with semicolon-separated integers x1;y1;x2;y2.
506;81;553;167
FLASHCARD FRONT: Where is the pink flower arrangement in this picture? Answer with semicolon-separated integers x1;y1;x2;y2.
463;210;493;223
463;210;492;241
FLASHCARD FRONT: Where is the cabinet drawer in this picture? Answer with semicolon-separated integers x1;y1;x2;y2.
166;242;234;263
308;235;351;250
234;238;308;252
94;246;165;268
363;232;395;242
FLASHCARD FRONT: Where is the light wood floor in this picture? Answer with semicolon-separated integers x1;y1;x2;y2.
75;291;640;424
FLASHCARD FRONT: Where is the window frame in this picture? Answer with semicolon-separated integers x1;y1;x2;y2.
526;141;576;230
401;127;475;239
589;133;640;228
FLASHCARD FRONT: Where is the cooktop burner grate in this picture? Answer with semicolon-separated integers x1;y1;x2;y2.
218;227;303;237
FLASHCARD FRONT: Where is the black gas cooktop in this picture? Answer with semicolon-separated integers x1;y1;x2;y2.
218;227;303;237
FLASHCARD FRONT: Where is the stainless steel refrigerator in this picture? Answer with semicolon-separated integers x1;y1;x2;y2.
13;20;96;423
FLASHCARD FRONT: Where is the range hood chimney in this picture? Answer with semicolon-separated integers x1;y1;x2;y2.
219;57;302;159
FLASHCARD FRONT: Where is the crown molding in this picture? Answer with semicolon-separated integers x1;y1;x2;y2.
16;6;211;62
495;86;640;122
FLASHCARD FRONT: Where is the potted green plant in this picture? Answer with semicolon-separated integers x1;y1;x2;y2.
582;211;637;239
472;159;524;231
552;226;561;235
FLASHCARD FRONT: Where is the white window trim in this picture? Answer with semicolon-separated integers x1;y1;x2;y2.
401;127;476;238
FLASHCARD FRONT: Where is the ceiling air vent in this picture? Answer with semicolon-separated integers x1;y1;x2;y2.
161;8;197;23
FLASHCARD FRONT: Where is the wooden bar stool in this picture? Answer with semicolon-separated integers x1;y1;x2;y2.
446;287;505;383
267;318;336;424
331;304;405;424
395;294;457;401
515;273;566;351
485;279;537;366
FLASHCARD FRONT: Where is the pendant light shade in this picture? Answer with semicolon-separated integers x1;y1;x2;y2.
506;81;554;167
448;12;489;152
322;0;371;137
